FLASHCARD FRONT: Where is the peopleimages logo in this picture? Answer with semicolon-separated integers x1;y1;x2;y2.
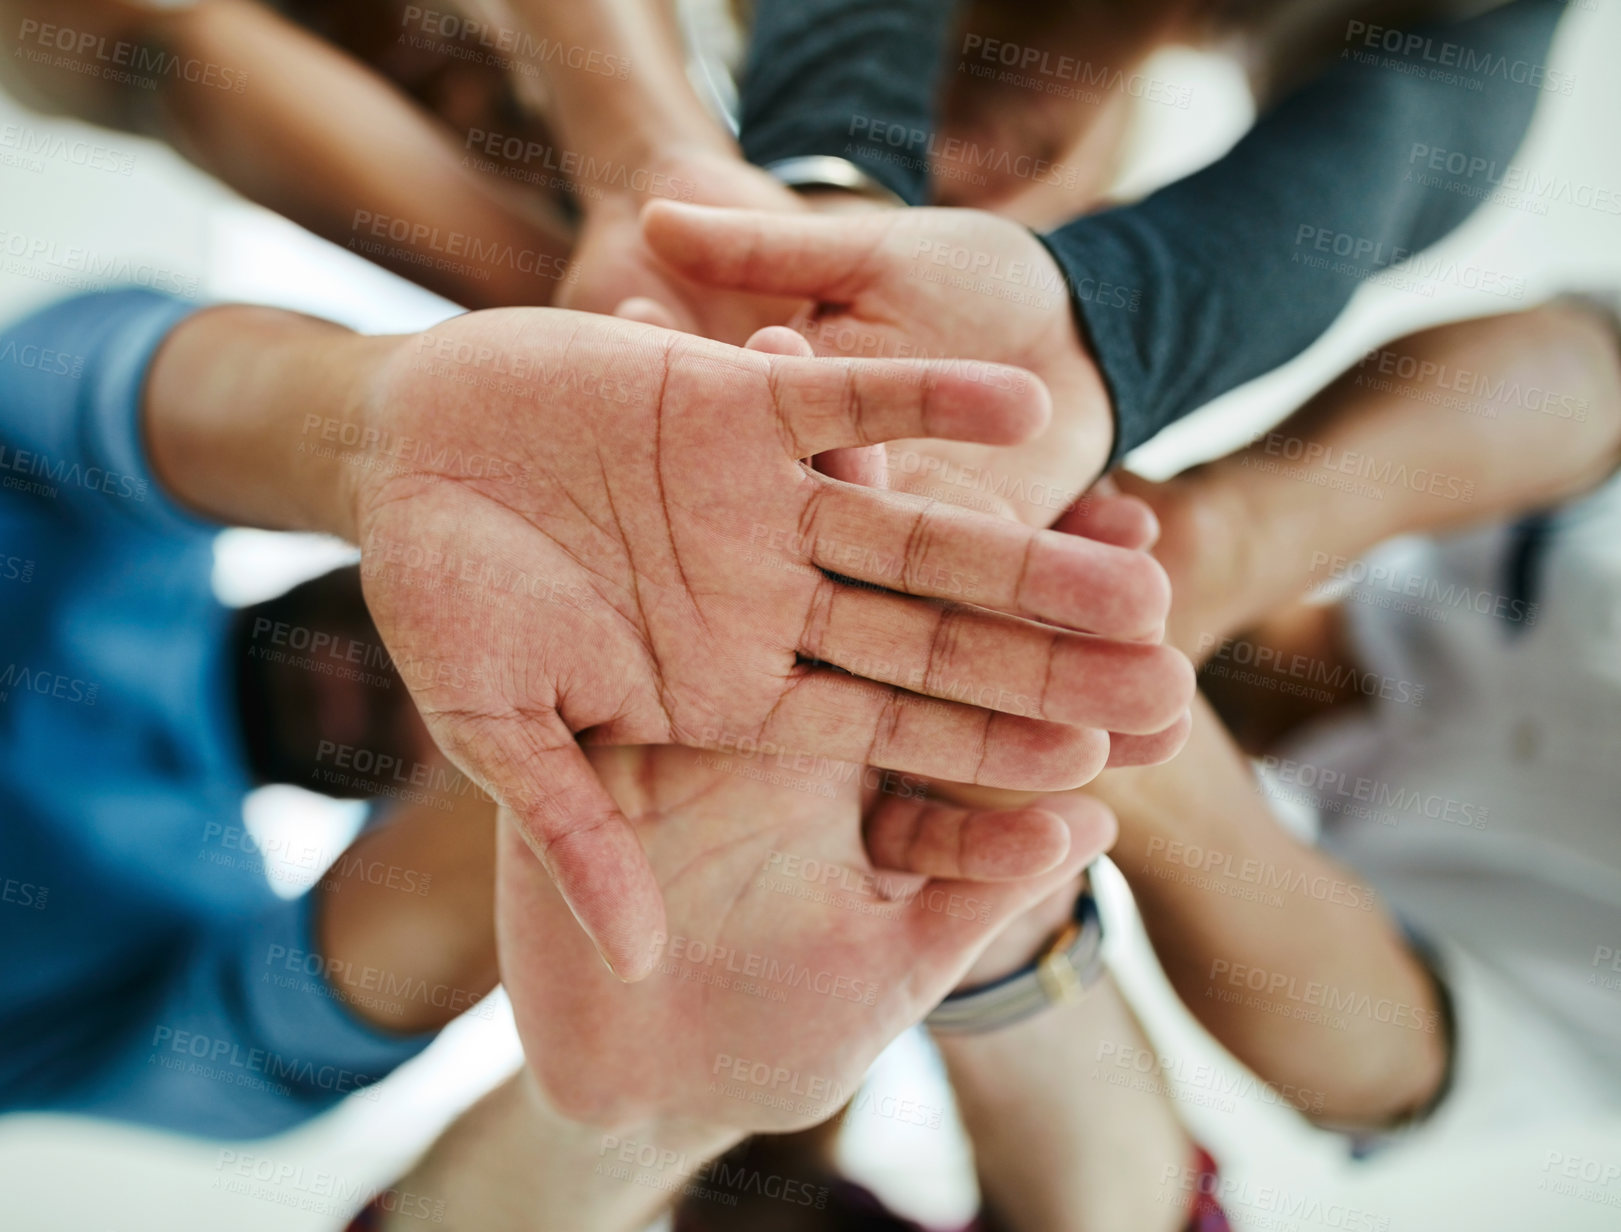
1353;343;1589;421
1343;19;1575;95
1197;633;1427;708
0;443;147;503
958;33;1193;109
15;19;249;93
0;123;135;175
0;229;201;298
212;1151;446;1223
0;341;85;378
655;932;881;1006
149;1026;380;1099
1407;143;1621;216
399;6;630;79
1259;754;1490;831
347;211;572;285
0;663;99;706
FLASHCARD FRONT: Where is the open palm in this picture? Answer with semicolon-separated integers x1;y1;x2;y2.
351;308;1187;976
643;202;1119;525
498;744;1113;1130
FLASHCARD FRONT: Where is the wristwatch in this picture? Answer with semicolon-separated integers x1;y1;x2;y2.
926;887;1105;1035
763;156;907;208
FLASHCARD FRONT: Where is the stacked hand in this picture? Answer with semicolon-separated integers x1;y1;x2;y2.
498;743;1116;1129
346;309;1190;977
640;202;1118;526
559;147;814;344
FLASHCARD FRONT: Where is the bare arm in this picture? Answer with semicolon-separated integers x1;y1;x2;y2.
142;302;386;540
1132;301;1621;660
314;770;499;1035
500;0;830;340
1091;695;1448;1130
1;0;572;307
934;890;1193;1232
375;1068;739;1231
504;0;730;174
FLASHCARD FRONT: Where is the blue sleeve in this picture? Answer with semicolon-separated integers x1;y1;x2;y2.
738;0;959;204
40;893;438;1139
0;288;217;537
1040;0;1566;465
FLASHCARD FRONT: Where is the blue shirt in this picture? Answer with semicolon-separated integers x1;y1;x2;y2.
0;289;433;1138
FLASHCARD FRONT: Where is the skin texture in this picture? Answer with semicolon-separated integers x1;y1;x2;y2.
360;294;1621;1227
641;202;1118;525
1090;696;1450;1128
913;301;1621;1126
340;309;1191;979
560;149;819;343
0;0;575;308
935;0;1181;224
497;742;1114;1129
370;760;1118;1231
506;0;859;340
143;302;1192;982
1122;302;1621;663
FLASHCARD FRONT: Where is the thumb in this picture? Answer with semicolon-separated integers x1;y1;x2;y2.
908;794;1115;971
642;200;888;302
450;709;666;981
745;325;887;485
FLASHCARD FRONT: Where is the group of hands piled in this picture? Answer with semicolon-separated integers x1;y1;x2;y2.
280;0;1197;1141
364;202;1197;1132
25;4;1621;1215
30;0;1242;1150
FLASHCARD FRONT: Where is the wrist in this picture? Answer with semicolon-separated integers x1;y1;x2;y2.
583;136;742;215
1206;438;1403;596
144;306;395;542
1152;458;1311;659
318;329;404;543
534;1081;746;1222
954;880;1081;990
371;1069;744;1232
526;0;734;201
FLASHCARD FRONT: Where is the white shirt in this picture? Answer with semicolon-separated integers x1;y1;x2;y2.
1276;471;1621;1101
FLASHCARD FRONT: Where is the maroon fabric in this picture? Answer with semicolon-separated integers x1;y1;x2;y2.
675;1154;1233;1232
675;1175;944;1232
1185;1147;1233;1232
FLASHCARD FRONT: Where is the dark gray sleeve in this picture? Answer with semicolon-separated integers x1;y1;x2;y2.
1039;0;1568;464
737;0;959;204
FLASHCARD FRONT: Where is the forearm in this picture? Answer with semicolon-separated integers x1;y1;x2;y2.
1045;0;1565;462
159;1;572;307
4;0;572;308
314;784;500;1035
739;0;959;203
936;976;1191;1232
1097;700;1446;1127
1167;303;1621;653
376;1069;740;1232
143;303;394;540
509;0;733;186
0;0;152;127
